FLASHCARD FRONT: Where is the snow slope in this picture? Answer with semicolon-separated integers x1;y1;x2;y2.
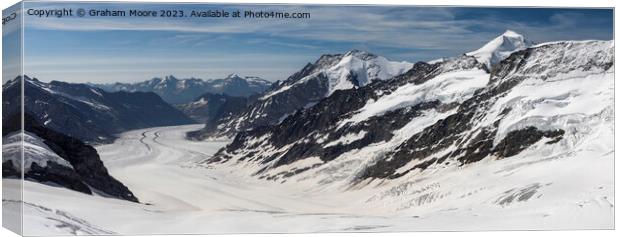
484;40;614;144
341;67;488;125
2;132;73;172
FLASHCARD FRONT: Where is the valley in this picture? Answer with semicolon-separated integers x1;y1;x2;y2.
3;123;613;235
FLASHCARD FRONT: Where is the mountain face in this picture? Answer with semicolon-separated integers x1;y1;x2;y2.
188;50;413;139
2;77;195;143
466;30;534;69
175;93;251;124
94;74;272;104
208;39;613;187
2;113;139;202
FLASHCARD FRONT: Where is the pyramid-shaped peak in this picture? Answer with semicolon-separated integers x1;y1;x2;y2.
466;30;534;69
501;30;522;37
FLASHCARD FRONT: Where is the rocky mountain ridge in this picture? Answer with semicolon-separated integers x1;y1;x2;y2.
207;38;613;188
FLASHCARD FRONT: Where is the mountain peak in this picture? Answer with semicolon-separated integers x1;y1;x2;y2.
344;49;377;59
501;30;521;37
164;75;178;81
329;50;412;91
466;30;533;69
225;73;242;80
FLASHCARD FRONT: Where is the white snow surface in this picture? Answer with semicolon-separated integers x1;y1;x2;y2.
324;131;367;148
466;30;533;69
325;51;413;94
341;68;488;126
2;132;72;172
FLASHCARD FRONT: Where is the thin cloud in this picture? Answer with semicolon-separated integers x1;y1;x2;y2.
17;3;613;83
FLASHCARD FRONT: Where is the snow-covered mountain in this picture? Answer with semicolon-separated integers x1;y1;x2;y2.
209;38;613;197
466;30;534;69
263;49;413;99
188;50;413;139
2;113;138;202
2;76;195;143
94;74;272;104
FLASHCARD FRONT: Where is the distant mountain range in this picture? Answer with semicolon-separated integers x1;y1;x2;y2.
2;76;195;143
93;74;273;104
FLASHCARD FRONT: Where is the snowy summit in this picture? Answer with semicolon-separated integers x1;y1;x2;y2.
325;49;413;94
466;30;534;69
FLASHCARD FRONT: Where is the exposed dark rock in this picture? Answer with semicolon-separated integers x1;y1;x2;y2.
26;162;93;195
2;113;139;202
2;160;20;178
494;127;564;158
176;93;250;124
2;76;194;144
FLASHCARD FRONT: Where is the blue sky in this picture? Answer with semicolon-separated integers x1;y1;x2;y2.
7;2;614;83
